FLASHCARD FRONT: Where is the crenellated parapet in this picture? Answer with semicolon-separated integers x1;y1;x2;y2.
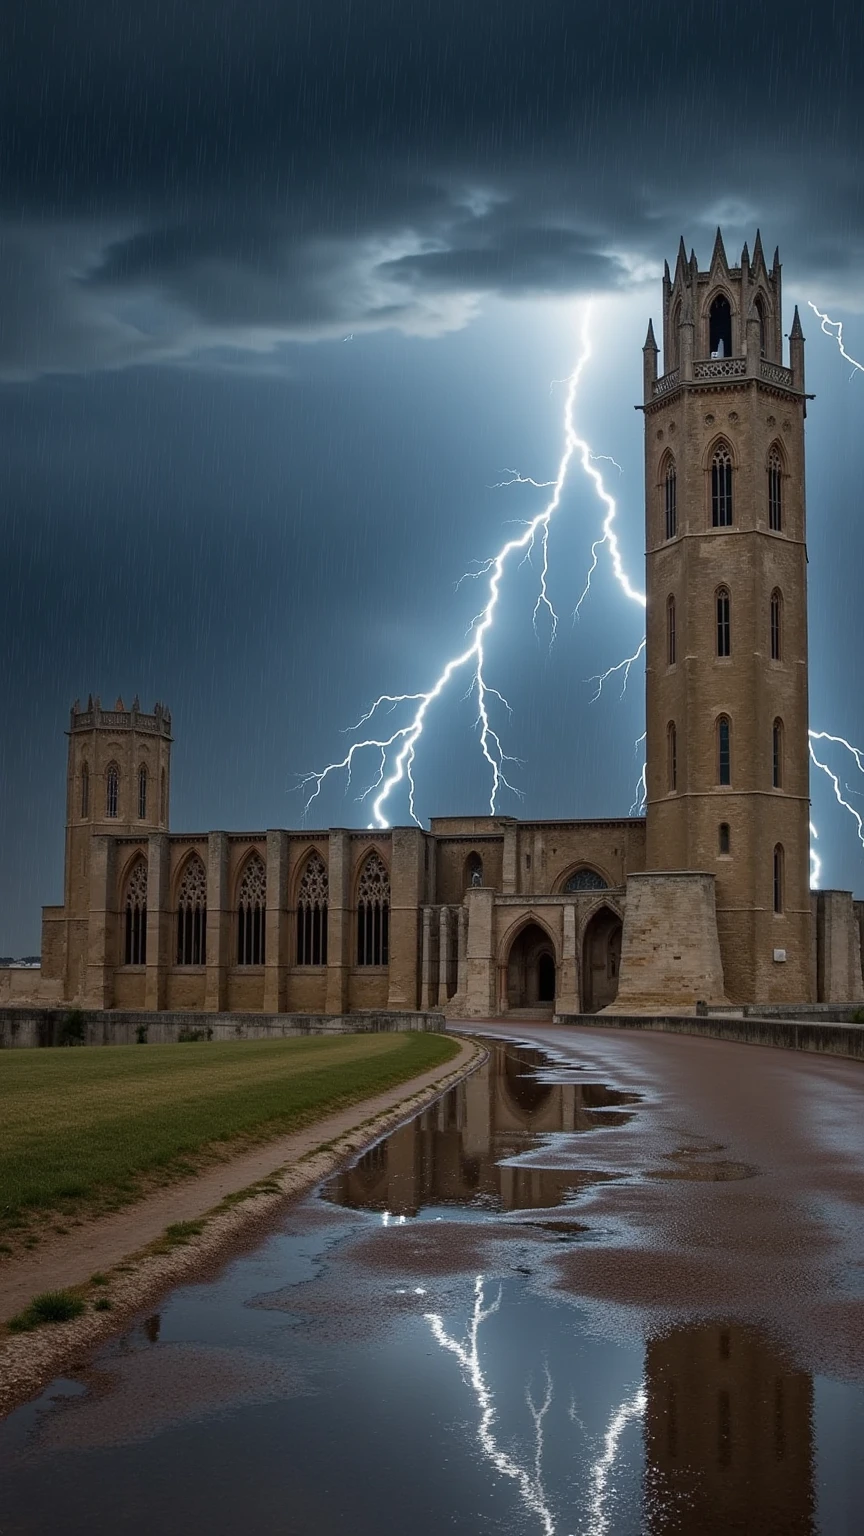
69;695;172;738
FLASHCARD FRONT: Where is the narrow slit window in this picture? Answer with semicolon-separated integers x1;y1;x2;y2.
768;449;783;532
137;765;147;820
716;587;731;658
719;822;731;856
81;763;90;818
717;716;731;786
665;463;677;540
667;595;677;666
773;719;784;789
106;763;119;819
770;589;782;661
773;845;785;914
712;446;733;527
667;722;677;792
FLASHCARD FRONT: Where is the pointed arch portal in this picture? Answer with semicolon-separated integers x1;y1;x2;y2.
582;906;622;1014
506;922;556;1009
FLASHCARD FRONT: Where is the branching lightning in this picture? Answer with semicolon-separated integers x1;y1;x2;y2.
300;296;864;890
808;301;864;380
301;305;640;828
425;1276;557;1536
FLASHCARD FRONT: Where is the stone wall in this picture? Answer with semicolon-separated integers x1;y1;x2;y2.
613;871;726;1010
554;1010;864;1062
812;890;864;1004
0;1006;445;1050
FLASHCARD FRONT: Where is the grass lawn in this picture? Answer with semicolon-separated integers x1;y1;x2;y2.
0;1032;458;1234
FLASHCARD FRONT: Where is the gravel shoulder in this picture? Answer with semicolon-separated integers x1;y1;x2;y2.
0;1033;484;1416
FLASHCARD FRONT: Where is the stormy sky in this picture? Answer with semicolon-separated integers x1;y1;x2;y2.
1;0;863;951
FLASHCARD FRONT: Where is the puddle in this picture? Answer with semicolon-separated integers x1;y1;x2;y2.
0;1037;861;1534
322;1042;638;1216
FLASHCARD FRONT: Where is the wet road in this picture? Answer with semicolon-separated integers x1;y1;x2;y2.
1;1023;863;1534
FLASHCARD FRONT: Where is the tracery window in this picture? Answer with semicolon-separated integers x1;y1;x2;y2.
716;587;731;658
138;764;148;820
176;855;207;965
770;589;782;661
773;845;785;914
124;857;148;966
711;445;733;527
719;822;731;856
297;852;328;966
81;763;90;818
106;762;119;819
357;851;390;966
237;853;266;966
717;716;731;786
667;721;678;792
768;449;783;532
564;868;608;891
664;462;677;540
772;718;784;790
667;594;677;666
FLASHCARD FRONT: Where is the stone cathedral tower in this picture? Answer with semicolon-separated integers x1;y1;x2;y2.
641;231;811;1003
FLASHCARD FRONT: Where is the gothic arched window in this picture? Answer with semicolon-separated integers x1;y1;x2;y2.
719;822;731;856
709;293;733;358
124;857;148;966
357;852;390;966
772;719;784;790
770;589;782;661
563;868;608;891
664;461;677;540
768;448;783;532
711;446;733;527
773;845;785;914
716;716;731;786
667;594;677;666
465;852;484;888
160;768;167;823
667;721;678;792
105;762;119;819
297;852;328;966
176;855;207;965
754;294;767;358
716;587;731;658
138;765;148;820
237;853;266;966
81;762;90;819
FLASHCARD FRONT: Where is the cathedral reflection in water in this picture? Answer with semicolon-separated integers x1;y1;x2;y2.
325;1044;816;1533
324;1042;639;1216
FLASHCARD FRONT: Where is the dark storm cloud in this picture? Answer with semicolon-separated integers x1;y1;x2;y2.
2;0;862;375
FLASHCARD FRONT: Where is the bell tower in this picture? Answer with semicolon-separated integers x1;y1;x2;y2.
642;231;811;1003
58;696;172;997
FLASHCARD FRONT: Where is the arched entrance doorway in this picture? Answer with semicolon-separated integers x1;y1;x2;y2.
582;906;623;1013
506;922;556;1010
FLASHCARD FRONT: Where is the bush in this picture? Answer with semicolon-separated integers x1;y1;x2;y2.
8;1289;85;1332
135;1023;148;1044
177;1026;213;1043
58;1011;87;1047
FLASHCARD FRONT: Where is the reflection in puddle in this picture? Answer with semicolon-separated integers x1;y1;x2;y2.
0;1036;861;1535
323;1043;639;1216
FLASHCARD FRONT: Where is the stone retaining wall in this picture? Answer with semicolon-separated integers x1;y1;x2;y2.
554;1011;864;1061
0;1007;444;1049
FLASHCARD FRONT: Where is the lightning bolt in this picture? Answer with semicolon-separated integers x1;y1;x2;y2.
425;1276;557;1535
301;304;637;828
808;301;864;380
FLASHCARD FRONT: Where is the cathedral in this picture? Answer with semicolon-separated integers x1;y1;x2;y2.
4;232;864;1019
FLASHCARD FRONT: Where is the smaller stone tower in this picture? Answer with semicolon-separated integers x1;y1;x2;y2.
58;697;172;997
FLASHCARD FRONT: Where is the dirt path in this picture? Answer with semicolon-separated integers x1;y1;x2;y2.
0;1035;483;1412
